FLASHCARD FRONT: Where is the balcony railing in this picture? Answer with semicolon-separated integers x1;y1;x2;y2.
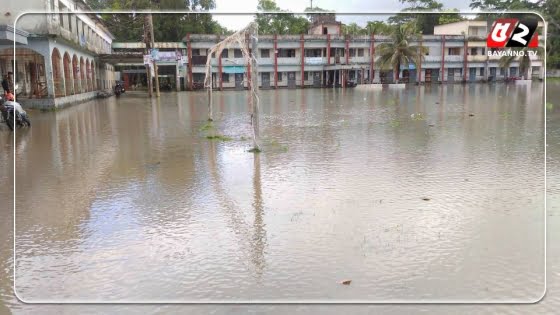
423;55;442;63
446;55;463;62
467;55;487;62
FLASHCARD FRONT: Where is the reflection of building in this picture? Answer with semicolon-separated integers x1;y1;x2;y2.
0;0;116;108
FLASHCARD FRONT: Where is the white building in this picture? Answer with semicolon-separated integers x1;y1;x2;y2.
434;20;545;81
0;0;116;108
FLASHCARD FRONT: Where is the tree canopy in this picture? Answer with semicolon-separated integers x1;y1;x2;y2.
255;0;310;35
89;0;231;42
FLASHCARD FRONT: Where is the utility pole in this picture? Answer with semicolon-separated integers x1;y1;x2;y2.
143;15;152;96
147;14;160;97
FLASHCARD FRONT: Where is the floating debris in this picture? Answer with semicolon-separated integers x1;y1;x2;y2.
422;197;430;201
341;280;352;285
428;124;435;127
469;114;475;117
206;135;233;141
248;147;262;153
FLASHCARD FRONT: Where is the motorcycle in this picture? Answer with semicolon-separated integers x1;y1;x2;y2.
114;84;125;96
1;95;31;131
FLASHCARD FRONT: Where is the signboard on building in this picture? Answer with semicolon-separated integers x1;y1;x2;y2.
150;49;160;61
223;66;246;74
143;55;151;65
149;50;181;63
157;51;178;62
305;57;323;65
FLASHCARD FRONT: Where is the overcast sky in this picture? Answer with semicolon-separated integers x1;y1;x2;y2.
211;0;477;30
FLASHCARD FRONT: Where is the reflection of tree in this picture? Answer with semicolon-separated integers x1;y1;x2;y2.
251;153;266;277
206;141;267;278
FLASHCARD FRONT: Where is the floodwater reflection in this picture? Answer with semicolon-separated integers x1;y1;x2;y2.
1;83;547;303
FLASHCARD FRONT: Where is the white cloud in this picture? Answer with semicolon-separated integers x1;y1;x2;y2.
212;0;476;30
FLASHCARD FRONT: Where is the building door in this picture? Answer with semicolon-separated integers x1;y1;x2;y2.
287;71;296;88
490;67;496;81
261;72;270;88
313;72;321;87
447;68;454;82
235;73;244;89
510;67;517;77
469;68;476;81
425;69;432;83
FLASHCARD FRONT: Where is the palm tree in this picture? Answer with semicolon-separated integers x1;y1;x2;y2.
500;47;544;79
376;23;427;83
499;54;516;79
518;47;544;79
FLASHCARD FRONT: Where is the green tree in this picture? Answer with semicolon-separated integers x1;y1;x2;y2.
341;23;364;35
438;9;464;24
499;54;516;78
89;0;226;41
376;23;427;82
365;21;393;35
256;0;309;34
517;47;545;78
388;0;443;34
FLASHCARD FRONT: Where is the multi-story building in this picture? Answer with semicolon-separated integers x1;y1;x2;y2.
0;0;116;108
180;22;544;90
434;20;545;81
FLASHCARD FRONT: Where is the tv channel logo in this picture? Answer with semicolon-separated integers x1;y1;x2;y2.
487;19;539;48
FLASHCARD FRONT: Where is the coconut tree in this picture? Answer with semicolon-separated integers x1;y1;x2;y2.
376;23;427;83
518;46;545;79
499;53;516;79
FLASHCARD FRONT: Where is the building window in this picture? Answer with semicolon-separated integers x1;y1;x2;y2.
278;72;283;81
234;49;242;58
261;49;270;58
221;49;228;58
68;14;72;32
192;49;200;56
479;67;484;76
222;73;229;82
480;48;485;55
59;2;64;27
305;49;321;57
278;49;295;57
500;68;505;75
304;72;309;81
349;48;356;57
448;47;461;55
358;48;364;57
470;47;477;55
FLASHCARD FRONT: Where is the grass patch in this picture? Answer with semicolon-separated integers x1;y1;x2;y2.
389;119;401;127
199;122;215;131
410;113;425;121
206;134;233;141
547;102;554;110
546;77;560;82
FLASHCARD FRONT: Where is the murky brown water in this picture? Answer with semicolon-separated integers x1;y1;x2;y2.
1;83;557;313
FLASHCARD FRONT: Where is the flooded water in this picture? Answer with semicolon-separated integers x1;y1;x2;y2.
0;82;557;313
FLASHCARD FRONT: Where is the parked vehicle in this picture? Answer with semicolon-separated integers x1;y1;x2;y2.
1;95;31;131
114;82;125;96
